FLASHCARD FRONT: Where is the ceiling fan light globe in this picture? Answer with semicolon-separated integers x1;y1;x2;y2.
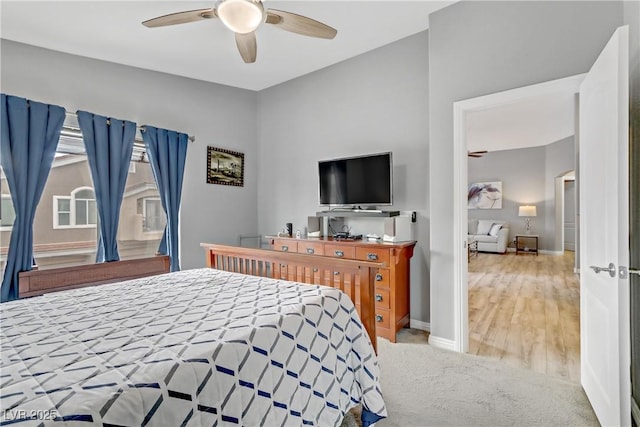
217;0;264;34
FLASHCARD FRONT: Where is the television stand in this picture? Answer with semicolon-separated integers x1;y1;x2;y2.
317;210;399;218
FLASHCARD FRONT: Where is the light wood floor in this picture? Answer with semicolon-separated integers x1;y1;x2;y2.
468;251;580;382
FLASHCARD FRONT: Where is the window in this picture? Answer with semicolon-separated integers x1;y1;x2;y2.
53;187;97;228
1;194;15;229
32;153;97;270
4;114;162;270
117;161;166;260
142;198;164;232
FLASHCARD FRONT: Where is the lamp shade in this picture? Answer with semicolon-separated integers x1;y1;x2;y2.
518;205;537;217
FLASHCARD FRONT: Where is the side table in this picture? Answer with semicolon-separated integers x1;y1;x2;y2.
467;237;478;260
515;234;539;255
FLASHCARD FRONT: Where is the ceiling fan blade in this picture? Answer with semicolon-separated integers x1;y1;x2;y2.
265;9;337;39
142;8;216;28
235;32;257;63
468;150;488;157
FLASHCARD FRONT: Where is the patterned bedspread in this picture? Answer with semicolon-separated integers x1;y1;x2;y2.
0;268;386;426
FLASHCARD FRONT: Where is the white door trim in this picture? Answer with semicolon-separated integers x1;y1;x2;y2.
452;73;586;353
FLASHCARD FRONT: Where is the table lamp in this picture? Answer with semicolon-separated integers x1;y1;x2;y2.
518;205;537;234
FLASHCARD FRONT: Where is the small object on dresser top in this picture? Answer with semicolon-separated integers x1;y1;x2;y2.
366;233;381;241
334;234;363;241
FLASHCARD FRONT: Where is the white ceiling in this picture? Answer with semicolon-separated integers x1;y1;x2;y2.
0;0;453;91
466;88;578;153
2;0;579;150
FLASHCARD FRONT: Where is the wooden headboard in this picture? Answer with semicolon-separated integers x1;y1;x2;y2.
201;243;383;352
18;255;171;298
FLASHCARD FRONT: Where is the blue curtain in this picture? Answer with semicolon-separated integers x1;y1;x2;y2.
141;126;188;272
77;111;136;263
0;95;65;302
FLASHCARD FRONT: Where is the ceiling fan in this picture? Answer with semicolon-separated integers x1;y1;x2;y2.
468;150;488;158
142;0;337;64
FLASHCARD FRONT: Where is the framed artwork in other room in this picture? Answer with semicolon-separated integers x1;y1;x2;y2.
468;181;502;209
207;146;244;187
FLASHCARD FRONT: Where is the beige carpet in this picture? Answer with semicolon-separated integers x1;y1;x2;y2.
368;337;598;427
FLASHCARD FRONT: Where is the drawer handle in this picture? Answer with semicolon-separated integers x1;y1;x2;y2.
375;294;383;302
375;273;383;281
313;268;318;272
280;263;286;268
367;253;378;261
281;245;288;252
335;250;344;257
376;314;384;322
306;248;315;254
334;271;340;276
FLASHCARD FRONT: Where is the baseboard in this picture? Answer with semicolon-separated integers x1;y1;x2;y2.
427;334;456;351
539;250;563;256
507;248;563;255
409;319;430;332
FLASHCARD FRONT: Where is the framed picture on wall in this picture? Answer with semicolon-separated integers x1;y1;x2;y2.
468;181;502;209
207;146;244;187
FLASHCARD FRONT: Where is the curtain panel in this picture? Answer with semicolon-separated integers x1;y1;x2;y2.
141;126;188;272
0;94;65;302
77;111;136;263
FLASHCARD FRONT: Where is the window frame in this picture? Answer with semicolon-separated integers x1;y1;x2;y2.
142;197;164;233
53;186;97;229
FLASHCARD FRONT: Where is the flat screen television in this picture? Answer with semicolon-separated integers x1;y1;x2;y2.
318;152;393;207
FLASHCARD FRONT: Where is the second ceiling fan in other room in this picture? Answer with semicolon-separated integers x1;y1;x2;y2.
468;150;488;158
142;0;337;64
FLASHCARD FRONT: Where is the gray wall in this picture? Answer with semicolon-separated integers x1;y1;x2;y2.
0;40;259;269
468;147;544;239
544;137;576;251
428;1;623;341
468;137;574;252
256;32;431;324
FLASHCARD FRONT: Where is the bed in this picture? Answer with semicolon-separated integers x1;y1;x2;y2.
1;249;386;426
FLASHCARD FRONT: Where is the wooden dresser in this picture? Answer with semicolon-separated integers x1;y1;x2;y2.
269;236;416;343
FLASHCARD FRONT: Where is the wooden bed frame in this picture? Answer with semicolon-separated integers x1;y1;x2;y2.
16;246;382;351
18;255;171;298
201;243;383;352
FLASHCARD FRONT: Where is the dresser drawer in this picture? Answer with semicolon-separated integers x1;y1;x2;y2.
373;268;390;287
297;241;325;256
324;244;355;259
374;288;390;309
355;247;390;264
272;239;297;253
375;308;391;329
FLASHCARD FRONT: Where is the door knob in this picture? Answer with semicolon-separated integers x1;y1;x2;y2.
589;262;616;277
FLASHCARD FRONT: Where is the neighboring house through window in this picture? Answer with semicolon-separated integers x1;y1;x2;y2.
0;194;15;230
53;186;97;228
142;197;164;232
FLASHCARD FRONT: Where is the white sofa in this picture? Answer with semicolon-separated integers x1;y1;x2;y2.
468;219;509;254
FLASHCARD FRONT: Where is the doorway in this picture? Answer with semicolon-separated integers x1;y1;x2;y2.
464;95;581;380
451;74;585;357
554;171;577;254
455;26;633;426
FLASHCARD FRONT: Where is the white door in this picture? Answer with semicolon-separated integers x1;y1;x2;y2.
579;26;630;427
564;181;576;251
